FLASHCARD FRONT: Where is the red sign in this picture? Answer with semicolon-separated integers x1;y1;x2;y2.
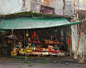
40;5;54;14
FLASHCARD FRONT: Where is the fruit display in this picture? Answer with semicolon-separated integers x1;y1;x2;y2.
10;48;17;56
25;48;33;53
10;45;64;56
19;48;25;55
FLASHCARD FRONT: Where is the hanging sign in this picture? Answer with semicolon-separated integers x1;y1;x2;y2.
40;5;54;14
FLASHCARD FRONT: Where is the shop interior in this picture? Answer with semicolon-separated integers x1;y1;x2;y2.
1;26;70;57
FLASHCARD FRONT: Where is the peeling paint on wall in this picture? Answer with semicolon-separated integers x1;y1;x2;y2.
44;0;54;6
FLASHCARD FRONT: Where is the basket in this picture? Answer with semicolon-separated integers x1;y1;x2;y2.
11;52;17;56
19;52;25;55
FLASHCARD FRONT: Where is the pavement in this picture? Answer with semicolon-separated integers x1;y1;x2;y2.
0;56;86;68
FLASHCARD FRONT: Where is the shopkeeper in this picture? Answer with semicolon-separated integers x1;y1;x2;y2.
47;35;56;41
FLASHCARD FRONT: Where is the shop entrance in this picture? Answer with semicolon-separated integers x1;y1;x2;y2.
1;26;71;57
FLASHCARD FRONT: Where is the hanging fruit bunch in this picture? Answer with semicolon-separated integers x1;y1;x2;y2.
26;30;29;37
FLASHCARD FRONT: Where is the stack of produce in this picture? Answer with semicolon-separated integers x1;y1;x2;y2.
19;48;25;55
10;48;17;56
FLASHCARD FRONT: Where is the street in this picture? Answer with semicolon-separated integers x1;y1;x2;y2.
0;56;86;68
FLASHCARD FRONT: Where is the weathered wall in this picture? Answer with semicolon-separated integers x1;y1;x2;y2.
71;25;78;54
0;0;75;16
76;0;86;10
71;23;86;55
0;0;31;15
31;0;74;16
64;0;74;16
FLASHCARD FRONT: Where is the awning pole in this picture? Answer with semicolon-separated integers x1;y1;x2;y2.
11;28;16;47
24;30;25;48
69;27;72;56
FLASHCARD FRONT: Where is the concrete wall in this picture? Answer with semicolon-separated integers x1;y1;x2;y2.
0;0;31;15
64;0;74;16
76;0;86;10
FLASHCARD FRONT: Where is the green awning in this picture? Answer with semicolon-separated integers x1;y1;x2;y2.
0;17;85;30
